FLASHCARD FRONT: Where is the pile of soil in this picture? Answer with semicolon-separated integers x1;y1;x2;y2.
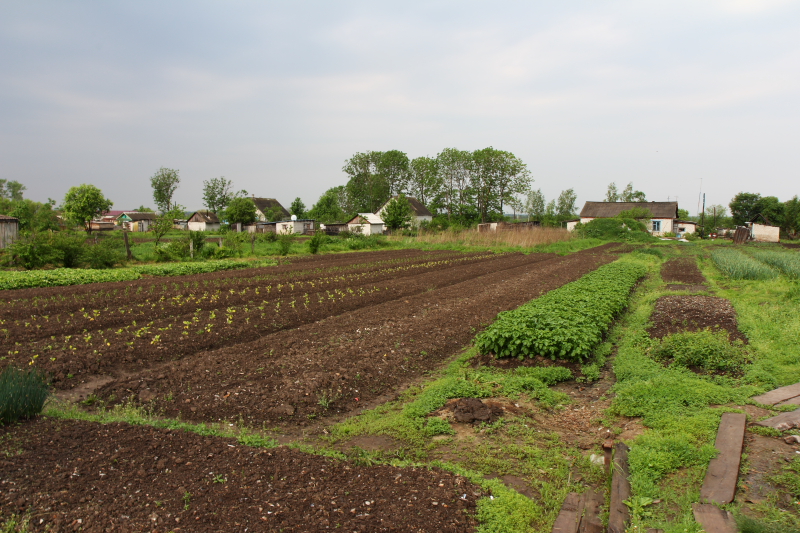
660;257;707;285
647;295;747;342
0;418;482;532
450;398;504;424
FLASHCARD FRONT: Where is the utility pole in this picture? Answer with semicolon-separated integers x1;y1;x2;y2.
700;193;706;238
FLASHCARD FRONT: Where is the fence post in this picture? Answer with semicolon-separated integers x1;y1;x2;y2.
189;239;194;259
123;231;132;260
251;234;255;255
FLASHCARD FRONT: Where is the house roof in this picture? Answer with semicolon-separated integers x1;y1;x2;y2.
0;214;19;222
750;213;775;226
104;210;129;218
347;213;384;225
579;201;678;219
378;196;433;218
119;212;156;221
188;211;220;224
252;198;290;219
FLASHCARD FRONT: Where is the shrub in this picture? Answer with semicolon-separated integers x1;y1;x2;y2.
51;232;86;267
649;330;749;373
576;218;655;242
258;232;278;243
277;233;296;256
476;260;647;362
308;232;327;254
85;238;125;269
3;232;61;269
0;367;50;425
188;231;206;255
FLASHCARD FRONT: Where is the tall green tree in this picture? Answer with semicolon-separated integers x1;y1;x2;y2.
224;197;257;225
783;196;800;239
525;189;546;222
289;197;307;218
408;156;442;208
605;183;619;202
729;192;762;226
62;184;113;234
308;187;348;224
8;199;59;232
374;150;410;196
556;189;578;217
0;179;26;201
151;205;185;246
150;167;180;212
436;148;472;220
202;176;234;214
382;194;413;230
343;152;390;213
620;182;646;202
756;196;784;227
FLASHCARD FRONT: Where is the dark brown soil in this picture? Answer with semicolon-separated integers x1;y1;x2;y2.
450;398;504;424
660;257;706;285
0;418;482;532
647;295;747;342
665;284;708;292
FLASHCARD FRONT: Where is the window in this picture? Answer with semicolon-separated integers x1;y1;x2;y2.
652;220;661;232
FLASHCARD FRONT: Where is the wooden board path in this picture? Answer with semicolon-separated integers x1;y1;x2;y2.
692;503;737;533
551;490;604;533
700;412;746;504
752;381;800;405
608;442;631;533
754;407;800;430
777;395;800;407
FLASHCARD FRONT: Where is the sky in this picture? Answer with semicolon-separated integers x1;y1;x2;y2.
1;0;798;216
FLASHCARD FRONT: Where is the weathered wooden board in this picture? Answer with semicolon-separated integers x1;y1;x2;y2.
552;492;580;533
646;529;664;533
700;412;746;504
578;489;604;533
692;503;737;533
752;382;800;405
777;395;800;407
608;442;631;533
754;408;800;430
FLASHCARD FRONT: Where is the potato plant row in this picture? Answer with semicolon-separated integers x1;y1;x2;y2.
475;260;647;361
0;252;501;343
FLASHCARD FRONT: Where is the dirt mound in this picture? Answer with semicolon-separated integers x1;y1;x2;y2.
0;418;482;532
648;295;747;342
451;398;504;424
661;257;706;284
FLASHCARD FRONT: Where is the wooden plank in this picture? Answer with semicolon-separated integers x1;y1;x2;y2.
777;395;800;407
692;503;737;533
700;412;746;504
754;408;800;430
608;443;631;533
577;489;604;533
552;492;580;533
646;530;664;533
752;382;800;405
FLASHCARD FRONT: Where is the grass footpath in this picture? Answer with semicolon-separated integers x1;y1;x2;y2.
607;245;800;532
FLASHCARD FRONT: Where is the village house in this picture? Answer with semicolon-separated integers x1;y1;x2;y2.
0;214;19;249
116;212;156;232
577;201;679;236
187;211;221;232
252;197;291;222
347;213;385;236
376;196;433;227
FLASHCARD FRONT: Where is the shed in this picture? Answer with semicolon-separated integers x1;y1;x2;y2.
376;196;433;227
117;212;156;232
347;213;385;236
253;198;291;222
187;211;221;232
675;220;697;237
579;201;679;236
275;219;315;235
749;214;780;243
565;219;580;232
0;214;19;249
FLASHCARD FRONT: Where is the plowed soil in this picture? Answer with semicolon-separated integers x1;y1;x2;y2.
0;418;482;532
647;295;747;342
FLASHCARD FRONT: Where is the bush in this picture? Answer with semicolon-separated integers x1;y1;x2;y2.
3;232;60;269
85;238;125;269
649;330;749;373
476;260;647;362
277;233;296;256
51;232;86;267
575;217;654;242
308;232;328;254
188;231;206;255
258;232;278;243
0;367;50;425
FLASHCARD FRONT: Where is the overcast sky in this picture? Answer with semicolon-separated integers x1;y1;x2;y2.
2;1;798;215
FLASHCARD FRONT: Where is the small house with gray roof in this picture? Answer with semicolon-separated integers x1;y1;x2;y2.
578;201;679;236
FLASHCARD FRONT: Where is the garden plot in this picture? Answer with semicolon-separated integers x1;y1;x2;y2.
647;295;747;341
91;245;618;428
0;418;481;532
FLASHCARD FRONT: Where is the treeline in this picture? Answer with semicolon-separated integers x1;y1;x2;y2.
728;192;800;238
0;179;59;232
308;148;547;225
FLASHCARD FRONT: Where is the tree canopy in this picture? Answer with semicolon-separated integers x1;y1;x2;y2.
308;187;349;224
202;177;234;214
62;184;113;234
150;167;180;212
289;197;307;218
382;194;412;230
224;197;257;225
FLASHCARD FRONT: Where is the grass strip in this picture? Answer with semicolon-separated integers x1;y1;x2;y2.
476;258;648;361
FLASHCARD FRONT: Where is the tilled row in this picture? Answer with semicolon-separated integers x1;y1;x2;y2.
97;247;617;427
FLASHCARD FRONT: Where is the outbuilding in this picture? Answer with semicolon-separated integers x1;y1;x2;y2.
187;211;221;232
376;196;433;227
749;214;780;243
0;214;19;249
117;212;156;232
347;213;385;236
